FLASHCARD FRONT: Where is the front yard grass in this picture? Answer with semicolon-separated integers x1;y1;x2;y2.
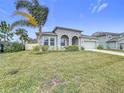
0;51;124;93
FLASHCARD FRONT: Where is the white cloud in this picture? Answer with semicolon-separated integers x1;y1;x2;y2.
91;5;98;13
97;3;108;13
90;0;109;14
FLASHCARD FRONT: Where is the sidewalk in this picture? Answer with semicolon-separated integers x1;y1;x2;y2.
86;49;124;57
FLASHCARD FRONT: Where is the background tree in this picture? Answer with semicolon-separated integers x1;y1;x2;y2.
0;29;4;41
0;21;13;42
15;28;29;44
28;37;37;44
12;0;49;33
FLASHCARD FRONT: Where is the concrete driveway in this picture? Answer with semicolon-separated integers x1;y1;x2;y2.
86;49;124;57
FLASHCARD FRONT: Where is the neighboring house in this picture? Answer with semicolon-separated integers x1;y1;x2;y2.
36;26;97;50
92;32;124;50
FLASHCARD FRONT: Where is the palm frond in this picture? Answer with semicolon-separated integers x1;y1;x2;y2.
14;11;38;26
14;0;49;32
41;7;49;26
31;6;49;26
11;20;35;30
16;0;32;11
38;7;49;26
32;0;39;6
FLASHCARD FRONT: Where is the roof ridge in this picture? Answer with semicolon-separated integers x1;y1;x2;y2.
53;26;83;32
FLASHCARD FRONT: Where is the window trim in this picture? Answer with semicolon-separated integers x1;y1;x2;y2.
44;37;49;45
50;38;55;46
43;37;55;46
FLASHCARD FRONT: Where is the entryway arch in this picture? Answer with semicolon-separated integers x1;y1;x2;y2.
61;35;69;46
72;36;78;45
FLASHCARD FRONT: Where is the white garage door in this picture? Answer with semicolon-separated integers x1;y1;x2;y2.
83;41;96;49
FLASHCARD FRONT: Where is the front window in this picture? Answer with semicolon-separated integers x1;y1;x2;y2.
61;39;65;46
50;38;55;46
44;37;49;45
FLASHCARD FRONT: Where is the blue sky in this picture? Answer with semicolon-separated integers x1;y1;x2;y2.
0;0;124;39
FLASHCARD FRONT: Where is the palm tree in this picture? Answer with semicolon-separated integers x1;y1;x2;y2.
0;29;4;42
15;28;29;44
11;11;38;30
0;21;13;42
12;0;49;33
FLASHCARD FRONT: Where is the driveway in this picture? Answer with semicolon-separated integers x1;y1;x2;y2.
86;49;124;57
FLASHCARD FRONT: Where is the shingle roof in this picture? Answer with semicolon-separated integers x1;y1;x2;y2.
42;32;57;36
107;37;120;42
36;26;83;36
81;35;97;39
36;32;57;36
107;36;124;42
92;32;121;37
53;26;83;33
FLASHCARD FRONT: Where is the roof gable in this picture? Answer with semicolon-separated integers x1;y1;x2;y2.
36;32;57;36
107;36;124;42
53;26;83;33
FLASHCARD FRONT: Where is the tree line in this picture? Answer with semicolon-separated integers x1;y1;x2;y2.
0;21;29;45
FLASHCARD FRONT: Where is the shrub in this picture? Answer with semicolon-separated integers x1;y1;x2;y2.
32;45;42;53
65;45;79;51
97;45;104;50
32;45;49;54
2;43;11;53
81;46;85;50
11;42;25;52
3;42;25;53
42;45;49;53
0;44;4;53
4;45;12;52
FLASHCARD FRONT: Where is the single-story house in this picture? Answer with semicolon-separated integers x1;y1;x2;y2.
36;26;97;50
92;32;124;50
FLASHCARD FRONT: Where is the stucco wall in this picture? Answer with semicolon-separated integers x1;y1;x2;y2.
54;29;82;50
107;42;117;49
117;37;124;50
118;38;124;43
97;36;107;49
55;29;82;37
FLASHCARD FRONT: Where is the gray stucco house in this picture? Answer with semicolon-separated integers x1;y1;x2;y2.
92;32;124;50
36;26;97;50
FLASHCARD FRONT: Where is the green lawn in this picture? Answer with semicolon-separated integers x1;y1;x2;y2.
0;51;124;93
